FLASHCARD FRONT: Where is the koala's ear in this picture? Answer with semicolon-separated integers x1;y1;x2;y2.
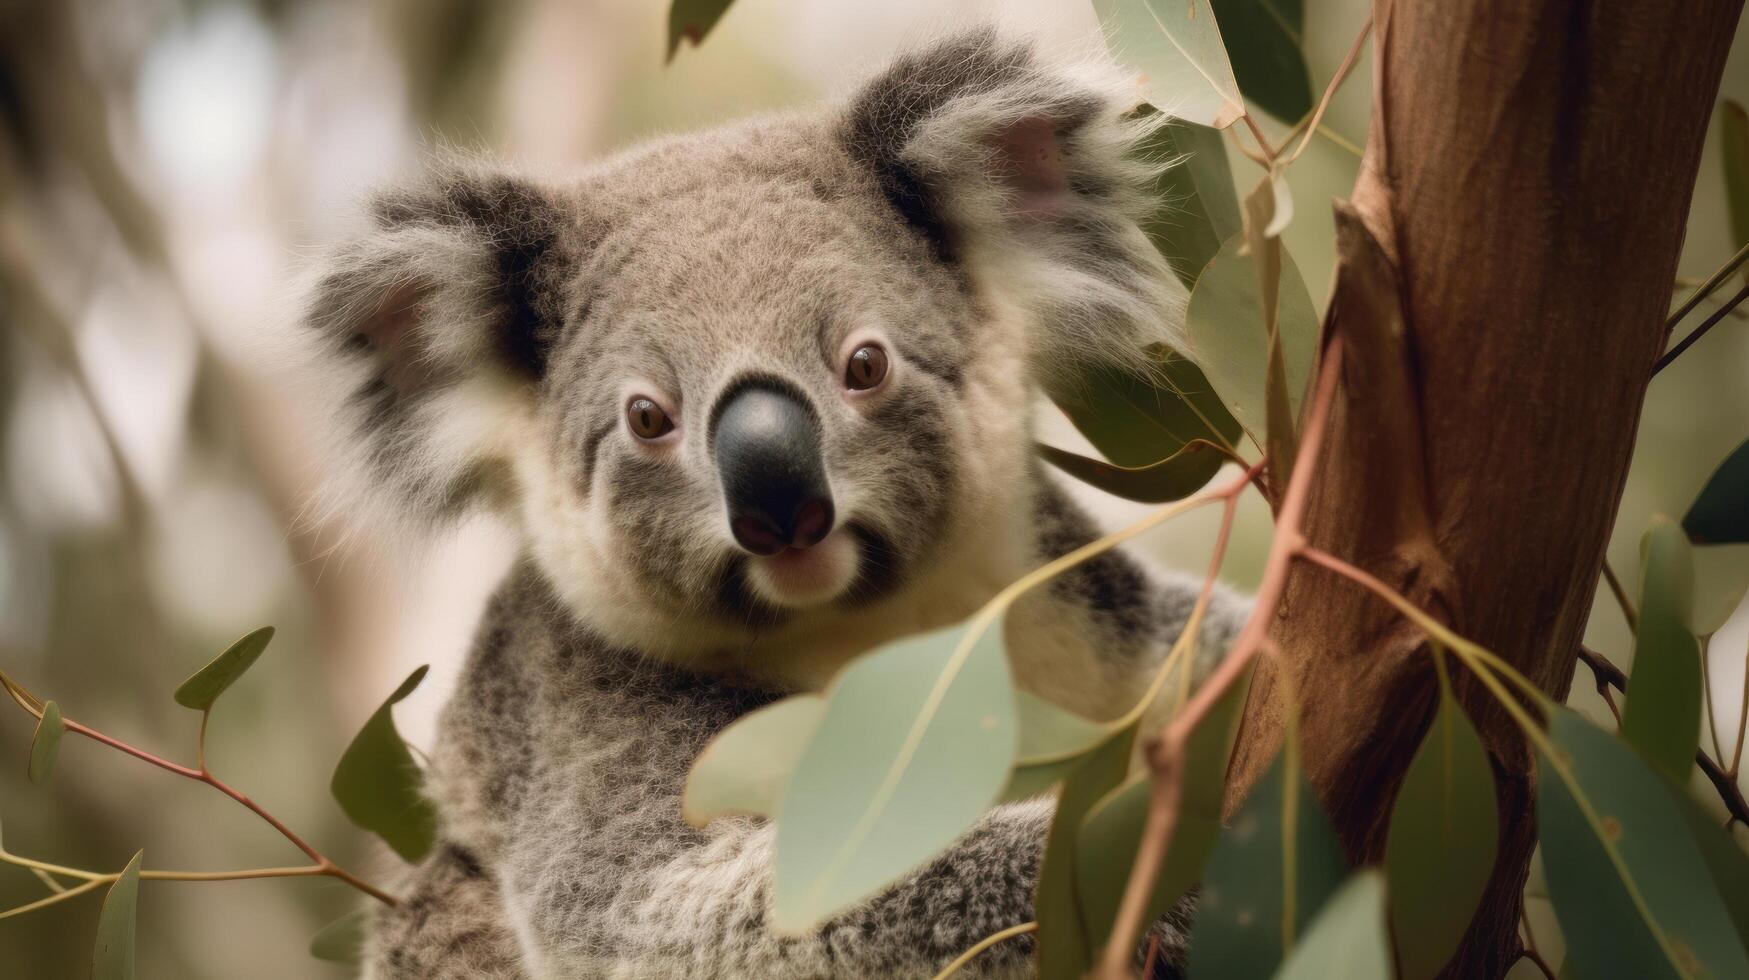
841;30;1182;392
303;167;580;527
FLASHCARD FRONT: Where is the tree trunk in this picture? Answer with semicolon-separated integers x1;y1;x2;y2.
1226;1;1745;976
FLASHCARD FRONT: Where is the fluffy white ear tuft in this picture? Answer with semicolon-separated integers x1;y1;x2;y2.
841;29;1186;399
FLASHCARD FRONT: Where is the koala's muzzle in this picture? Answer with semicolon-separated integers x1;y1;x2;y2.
712;381;834;556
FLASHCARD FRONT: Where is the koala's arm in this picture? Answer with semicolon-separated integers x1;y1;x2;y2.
499;793;1050;980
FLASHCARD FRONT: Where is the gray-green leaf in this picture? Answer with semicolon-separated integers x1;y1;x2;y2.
1037;728;1137;979
1092;0;1245;129
173;626;274;710
1384;683;1499;980
1184;232;1318;454
1132;108;1241;290
331;666;438;864
309;908;370;964
1272;870;1392;980
683;694;825;827
771;621;1015;933
92;850;142;980
999;691;1113;804
1187;745;1347;980
1037;441;1227;504
29;699;63;784
665;0;735;62
1621;517;1702;783
1538;708;1749;980
1050;346;1244;471
1208;0;1313;125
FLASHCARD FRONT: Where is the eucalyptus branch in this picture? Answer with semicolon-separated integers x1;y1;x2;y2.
1664;241;1749;335
1092;337;1347;979
0;667;397;907
928;921;1037;980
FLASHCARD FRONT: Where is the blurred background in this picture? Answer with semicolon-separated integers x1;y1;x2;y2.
0;0;1745;976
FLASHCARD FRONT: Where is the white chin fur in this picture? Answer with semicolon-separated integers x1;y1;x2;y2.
745;531;859;609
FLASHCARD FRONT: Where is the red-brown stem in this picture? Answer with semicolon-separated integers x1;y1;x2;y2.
1093;338;1346;978
1283;17;1373;166
18;692;397;906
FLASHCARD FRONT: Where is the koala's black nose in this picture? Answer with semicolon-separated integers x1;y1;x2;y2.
712;381;834;556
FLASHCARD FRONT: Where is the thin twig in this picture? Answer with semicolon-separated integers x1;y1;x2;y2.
1573;647;1749;826
1241;113;1280;162
0;668;397;906
1654;280;1749;375
1283;17;1373;166
928;921;1037;980
1092;339;1347;978
1600;560;1638;633
1520;946;1558;980
1665;241;1749;333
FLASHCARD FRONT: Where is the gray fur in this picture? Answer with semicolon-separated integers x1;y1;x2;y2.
306;29;1250;980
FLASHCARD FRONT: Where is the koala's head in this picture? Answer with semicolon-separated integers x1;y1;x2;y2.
304;30;1181;682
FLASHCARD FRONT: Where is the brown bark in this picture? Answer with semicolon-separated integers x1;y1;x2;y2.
1226;1;1745;977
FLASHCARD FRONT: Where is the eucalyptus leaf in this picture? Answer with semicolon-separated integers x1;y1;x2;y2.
683;695;825;827
1271;870;1391;980
92;850;142;980
1185;232;1318;452
1242;175;1299;483
665;0;735;62
1132;108;1241;289
1621;517;1702;783
1690;544;1749;636
331;666;438;864
173;626;274;711
1051;346;1243;471
1723;101;1749;255
1208;0;1312;125
309;908;370;964
1076;666;1252;952
1675;791;1749;954
1384;683;1499;980
1538;708;1749;980
771;621;1015;933
1038;441;1226;504
1187;746;1346;980
1092;0;1245;129
28;699;62;784
1684;438;1749;545
1000;691;1114;803
1037;728;1136;979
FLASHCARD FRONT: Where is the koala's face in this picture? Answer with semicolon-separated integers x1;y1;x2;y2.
305;31;1179;678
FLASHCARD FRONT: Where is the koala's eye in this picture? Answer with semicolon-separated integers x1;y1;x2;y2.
626;397;674;440
845;344;889;391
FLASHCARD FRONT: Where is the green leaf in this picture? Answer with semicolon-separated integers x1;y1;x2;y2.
1187;745;1346;980
1384;682;1499;980
1538;708;1749;980
1208;0;1313;124
1000;691;1114;803
1273;870;1391;980
1684;438;1749;545
1132;108;1241;290
1037;728;1137;979
309;908;370;964
1723;101;1749;255
1690;544;1749;636
1038;441;1226;503
331;666;438;864
771;621;1016;933
1076;666;1252;952
1185;231;1318;452
1050;346;1244;470
1242;175;1299;483
173;626;274;710
92;850;142;980
1675;791;1749;954
665;0;735;62
683;695;825;827
1092;0;1246;129
1621;517;1703;783
28;699;62;784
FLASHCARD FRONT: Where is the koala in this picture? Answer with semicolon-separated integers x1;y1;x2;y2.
303;28;1250;980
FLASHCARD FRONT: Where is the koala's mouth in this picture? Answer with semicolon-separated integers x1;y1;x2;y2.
744;529;859;609
715;519;901;624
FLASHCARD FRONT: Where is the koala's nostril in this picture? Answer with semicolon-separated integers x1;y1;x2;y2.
713;381;835;556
